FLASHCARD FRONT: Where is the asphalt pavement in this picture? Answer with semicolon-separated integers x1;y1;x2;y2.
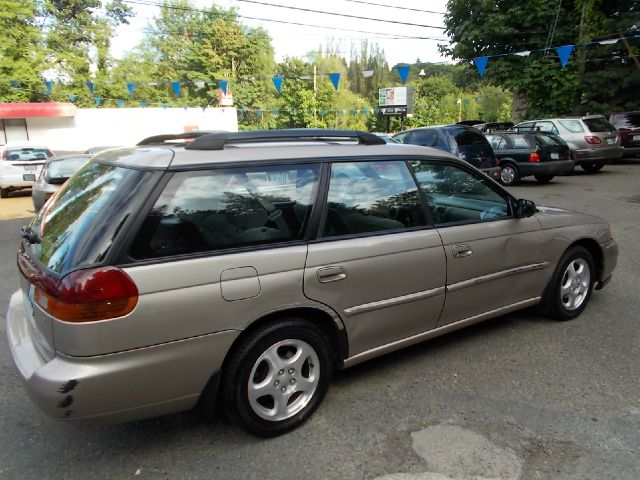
0;161;639;479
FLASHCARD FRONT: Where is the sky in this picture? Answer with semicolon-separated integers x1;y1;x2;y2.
112;0;452;67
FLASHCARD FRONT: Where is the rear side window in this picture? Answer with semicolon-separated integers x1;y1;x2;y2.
321;161;427;237
407;129;442;149
511;134;533;148
583;117;617;132
29;162;153;274
558;120;584;133
486;135;507;150
131;164;320;259
515;122;536;132
452;128;487;147
534;122;559;135
536;133;566;147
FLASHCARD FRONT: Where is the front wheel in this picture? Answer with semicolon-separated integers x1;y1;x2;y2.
542;246;595;321
534;174;554;183
222;319;332;437
581;162;604;172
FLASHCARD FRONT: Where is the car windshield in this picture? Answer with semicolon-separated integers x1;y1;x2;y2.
610;113;640;129
28;161;156;274
4;147;52;162
45;156;90;181
583;117;617;132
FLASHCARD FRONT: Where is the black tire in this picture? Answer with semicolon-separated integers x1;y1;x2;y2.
541;246;595;321
499;163;520;186
534;174;554;183
0;188;9;199
581;162;604;172
221;319;332;437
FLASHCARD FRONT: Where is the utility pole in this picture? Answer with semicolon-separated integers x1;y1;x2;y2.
313;64;317;127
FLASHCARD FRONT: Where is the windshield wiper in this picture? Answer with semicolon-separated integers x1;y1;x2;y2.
21;226;41;244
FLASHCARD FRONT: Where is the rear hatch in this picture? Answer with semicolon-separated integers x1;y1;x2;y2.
583;117;620;148
1;147;53;181
535;134;571;161
17;155;163;356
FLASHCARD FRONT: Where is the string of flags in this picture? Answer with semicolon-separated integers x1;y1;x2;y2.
468;33;640;77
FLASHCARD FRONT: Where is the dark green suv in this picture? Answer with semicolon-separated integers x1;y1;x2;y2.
485;131;575;186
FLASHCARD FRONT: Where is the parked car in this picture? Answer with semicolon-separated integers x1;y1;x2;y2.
608;111;640;157
485;131;574;186
372;132;399;144
32;154;92;211
0;143;54;198
474;121;515;133
392;125;501;181
513;116;623;172
7;129;617;437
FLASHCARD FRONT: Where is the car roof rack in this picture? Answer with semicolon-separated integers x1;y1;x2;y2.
177;129;387;150
137;131;225;146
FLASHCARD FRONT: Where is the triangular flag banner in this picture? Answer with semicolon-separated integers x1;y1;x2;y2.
171;81;181;97
473;56;489;77
94;97;102;106
218;80;228;94
44;81;53;94
362;70;374;78
194;81;205;88
9;80;19;89
556;44;575;68
374;108;381;114
127;82;135;96
255;108;261;116
396;65;410;84
68;94;77;102
162;103;169;109
117;99;126;107
272;76;283;93
139;101;146;108
87;81;94;94
329;73;340;90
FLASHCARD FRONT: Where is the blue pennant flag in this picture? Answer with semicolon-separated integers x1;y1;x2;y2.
9;80;19;89
328;73;340;90
272;76;283;93
127;82;135;96
396;65;410;84
171;81;181;97
117;99;126;108
362;109;369;115
139;101;146;108
218;80;228;94
87;81;94;94
68;94;77;102
374;108;381;115
555;44;575;68
255;108;261;116
272;110;279;117
473;56;489;77
319;110;327;117
162;103;169;109
44;81;53;94
94;97;102;106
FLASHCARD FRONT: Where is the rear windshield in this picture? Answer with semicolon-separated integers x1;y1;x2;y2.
536;133;567;147
610;113;640;129
45;156;90;182
583;117;617;132
4;147;53;161
28;161;156;274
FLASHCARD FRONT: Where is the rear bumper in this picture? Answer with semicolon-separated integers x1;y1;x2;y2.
0;173;36;190
518;160;575;176
6;290;239;423
572;146;623;164
622;146;640;156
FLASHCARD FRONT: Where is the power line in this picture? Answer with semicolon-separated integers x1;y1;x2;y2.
342;0;445;15
234;0;447;29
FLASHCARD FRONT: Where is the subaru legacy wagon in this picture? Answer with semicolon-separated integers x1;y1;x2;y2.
7;129;617;437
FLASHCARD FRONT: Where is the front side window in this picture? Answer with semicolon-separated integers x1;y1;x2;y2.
409;161;510;225
131;164;320;259
535;122;559;135
321;161;427;237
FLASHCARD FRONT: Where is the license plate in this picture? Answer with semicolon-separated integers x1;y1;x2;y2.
606;138;615;144
550;152;559;159
23;174;36;181
633;135;640;141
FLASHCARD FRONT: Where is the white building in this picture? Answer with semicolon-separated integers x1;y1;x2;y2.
0;103;238;152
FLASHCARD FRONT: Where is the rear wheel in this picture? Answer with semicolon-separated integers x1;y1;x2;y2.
534;174;554;183
541;246;595;321
499;164;520;186
581;162;604;172
0;187;9;199
221;319;332;437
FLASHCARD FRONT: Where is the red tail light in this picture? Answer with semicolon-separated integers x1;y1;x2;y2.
529;152;540;163
17;251;138;323
585;135;602;145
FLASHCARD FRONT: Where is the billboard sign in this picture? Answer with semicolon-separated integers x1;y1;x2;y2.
378;87;413;116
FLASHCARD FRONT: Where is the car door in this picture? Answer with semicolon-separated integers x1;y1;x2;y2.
303;159;447;357
409;160;549;327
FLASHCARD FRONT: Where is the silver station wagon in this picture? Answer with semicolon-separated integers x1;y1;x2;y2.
6;129;618;437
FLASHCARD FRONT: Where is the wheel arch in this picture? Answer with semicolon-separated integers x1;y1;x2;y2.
569;238;604;281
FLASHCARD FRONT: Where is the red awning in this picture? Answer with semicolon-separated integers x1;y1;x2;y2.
0;102;76;119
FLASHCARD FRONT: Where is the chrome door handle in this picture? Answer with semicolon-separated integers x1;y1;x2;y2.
317;266;347;283
452;244;472;258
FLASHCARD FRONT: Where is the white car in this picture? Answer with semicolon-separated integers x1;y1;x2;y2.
0;143;54;198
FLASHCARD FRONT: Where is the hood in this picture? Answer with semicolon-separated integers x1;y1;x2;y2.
535;205;609;232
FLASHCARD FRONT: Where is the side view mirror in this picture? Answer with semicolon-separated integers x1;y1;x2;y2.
515;198;537;218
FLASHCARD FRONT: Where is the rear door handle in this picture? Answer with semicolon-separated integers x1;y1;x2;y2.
317;266;347;283
452;244;472;258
